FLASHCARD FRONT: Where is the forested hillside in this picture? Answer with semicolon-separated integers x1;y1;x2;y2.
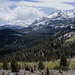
0;28;75;62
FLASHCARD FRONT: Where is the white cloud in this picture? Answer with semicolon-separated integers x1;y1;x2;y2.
17;0;75;10
38;0;75;3
0;0;14;8
0;6;46;26
12;6;46;20
0;0;75;26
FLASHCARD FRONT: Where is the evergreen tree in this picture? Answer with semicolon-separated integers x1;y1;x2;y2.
11;59;19;72
3;60;8;70
60;54;67;70
38;60;45;70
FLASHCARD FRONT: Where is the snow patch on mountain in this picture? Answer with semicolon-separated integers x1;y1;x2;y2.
30;10;75;30
47;11;75;19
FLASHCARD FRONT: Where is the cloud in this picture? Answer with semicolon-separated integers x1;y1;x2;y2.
13;6;46;20
17;0;75;10
0;0;75;26
38;0;75;3
0;6;46;26
1;0;74;10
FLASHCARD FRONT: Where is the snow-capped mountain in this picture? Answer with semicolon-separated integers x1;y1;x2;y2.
30;10;75;31
47;11;75;19
7;20;32;27
0;10;75;33
0;20;32;30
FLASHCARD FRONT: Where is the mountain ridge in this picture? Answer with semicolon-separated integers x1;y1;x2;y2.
0;10;75;30
0;10;75;61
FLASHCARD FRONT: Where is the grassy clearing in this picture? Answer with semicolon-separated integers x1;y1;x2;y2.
0;58;75;70
46;61;59;69
68;58;75;69
65;35;75;43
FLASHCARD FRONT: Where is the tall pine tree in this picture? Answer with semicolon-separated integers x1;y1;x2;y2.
60;54;67;70
3;60;8;70
11;59;19;72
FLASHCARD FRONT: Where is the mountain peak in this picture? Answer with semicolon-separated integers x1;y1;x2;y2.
30;10;75;31
47;10;75;19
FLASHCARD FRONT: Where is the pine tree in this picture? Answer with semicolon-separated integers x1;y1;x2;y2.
11;59;19;72
60;54;67;70
38;60;45;70
3;60;8;70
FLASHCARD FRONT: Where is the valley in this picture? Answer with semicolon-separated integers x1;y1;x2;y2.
0;10;75;75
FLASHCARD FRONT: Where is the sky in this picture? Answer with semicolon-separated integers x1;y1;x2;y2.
0;0;75;26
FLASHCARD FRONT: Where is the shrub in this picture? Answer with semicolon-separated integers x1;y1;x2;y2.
70;63;75;70
25;64;30;71
38;61;45;70
47;61;59;69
